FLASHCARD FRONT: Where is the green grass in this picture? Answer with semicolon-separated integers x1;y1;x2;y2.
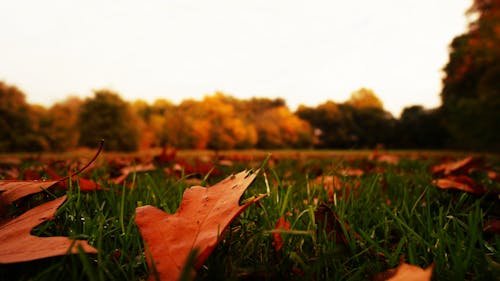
1;154;500;280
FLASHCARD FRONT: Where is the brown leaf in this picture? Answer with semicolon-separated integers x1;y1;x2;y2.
373;261;434;281
0;195;97;263
338;168;364;177
0;180;59;216
134;170;265;281
273;215;291;252
433;175;485;194
314;203;353;244
112;163;156;185
314;175;360;202
484;219;500;234
430;156;478;175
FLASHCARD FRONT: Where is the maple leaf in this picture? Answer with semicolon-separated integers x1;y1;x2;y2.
273;215;291;252
373;261;434;281
0;195;97;264
134;169;266;281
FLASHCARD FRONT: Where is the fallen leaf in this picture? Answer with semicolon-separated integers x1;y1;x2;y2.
375;154;400;165
314;175;360;201
484;219;500;234
338;168;364;177
112;163;156;185
135;170;265;281
44;168;101;192
373;261;434;281
314;203;354;244
0;195;97;263
433;175;485;194
0;180;59;215
273;215;291;252
430;156;478;176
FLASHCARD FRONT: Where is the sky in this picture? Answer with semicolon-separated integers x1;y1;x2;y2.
1;0;471;117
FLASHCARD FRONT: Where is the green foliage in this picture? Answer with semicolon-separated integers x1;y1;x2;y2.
297;102;395;149
78;90;140;152
0;81;46;152
396;106;450;149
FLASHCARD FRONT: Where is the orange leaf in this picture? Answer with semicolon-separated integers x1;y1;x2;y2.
374;262;434;281
273;215;291;252
0;195;97;263
134;170;265;281
0;180;59;215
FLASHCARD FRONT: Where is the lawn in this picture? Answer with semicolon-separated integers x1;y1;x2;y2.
1;150;499;280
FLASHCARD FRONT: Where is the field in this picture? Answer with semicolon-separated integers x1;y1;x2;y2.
1;149;499;280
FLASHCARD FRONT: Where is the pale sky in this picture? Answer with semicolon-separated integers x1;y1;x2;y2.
1;0;470;117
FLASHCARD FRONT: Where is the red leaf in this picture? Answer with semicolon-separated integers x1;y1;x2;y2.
134;170;265;281
45;168;102;191
0;180;59;215
373;261;434;281
0;195;97;263
273;215;291;252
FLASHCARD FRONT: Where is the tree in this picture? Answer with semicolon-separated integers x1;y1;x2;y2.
441;0;500;151
346;88;384;110
0;81;46;152
255;106;313;149
41;97;82;151
396;106;449;149
78;90;140;151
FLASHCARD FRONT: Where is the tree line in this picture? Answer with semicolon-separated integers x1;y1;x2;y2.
1;0;497;153
0;84;453;152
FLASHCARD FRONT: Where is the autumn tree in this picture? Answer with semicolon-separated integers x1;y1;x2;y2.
255;106;313;149
441;0;500;151
346;88;384;109
0;81;46;152
78;90;140;151
41;97;82;151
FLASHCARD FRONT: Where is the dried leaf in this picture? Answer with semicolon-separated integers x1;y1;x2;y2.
430;156;478;175
373;262;434;281
273;215;291;252
484;219;500;234
112;163;156;185
135;170;265;281
433;175;485;194
0;180;59;215
314;203;353;244
0;195;97;263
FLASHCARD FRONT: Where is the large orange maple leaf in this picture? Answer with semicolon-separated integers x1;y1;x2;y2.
135;169;265;281
0;195;97;263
